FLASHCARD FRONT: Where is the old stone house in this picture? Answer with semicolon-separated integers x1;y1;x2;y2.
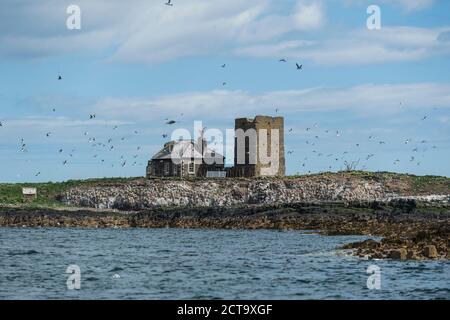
146;138;224;178
146;115;285;178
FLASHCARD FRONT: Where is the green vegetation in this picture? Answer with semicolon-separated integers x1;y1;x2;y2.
0;177;140;207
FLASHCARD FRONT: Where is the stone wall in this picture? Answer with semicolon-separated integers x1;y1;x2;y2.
60;175;417;211
234;115;285;177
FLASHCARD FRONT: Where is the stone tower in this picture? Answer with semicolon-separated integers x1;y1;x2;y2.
233;115;285;177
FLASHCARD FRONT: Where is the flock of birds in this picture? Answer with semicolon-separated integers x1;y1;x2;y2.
281;108;438;174
0;1;442;179
9;74;153;178
0;57;440;178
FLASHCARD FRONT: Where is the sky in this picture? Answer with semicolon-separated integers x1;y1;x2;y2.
0;0;449;182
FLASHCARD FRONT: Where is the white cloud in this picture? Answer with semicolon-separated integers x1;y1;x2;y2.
91;83;450;121
0;0;325;63
3;117;131;128
236;26;450;65
343;0;434;12
381;0;434;11
0;0;447;66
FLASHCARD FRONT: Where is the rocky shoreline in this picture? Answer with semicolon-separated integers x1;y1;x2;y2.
59;175;450;210
1;200;449;261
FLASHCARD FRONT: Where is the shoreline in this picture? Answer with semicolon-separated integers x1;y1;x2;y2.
1;201;449;261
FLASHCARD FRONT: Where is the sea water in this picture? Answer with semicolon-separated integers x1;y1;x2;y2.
0;227;448;299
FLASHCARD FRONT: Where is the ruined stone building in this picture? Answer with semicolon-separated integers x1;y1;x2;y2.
146;138;224;178
230;115;285;177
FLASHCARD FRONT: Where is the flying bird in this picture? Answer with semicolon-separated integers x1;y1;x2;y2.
57;75;62;80
221;64;226;68
166;120;176;125
279;59;287;62
165;0;173;6
296;63;302;70
89;114;96;119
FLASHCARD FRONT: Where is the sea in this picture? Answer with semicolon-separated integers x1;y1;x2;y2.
0;227;449;299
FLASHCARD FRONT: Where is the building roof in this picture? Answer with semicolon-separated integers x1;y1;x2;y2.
151;139;224;162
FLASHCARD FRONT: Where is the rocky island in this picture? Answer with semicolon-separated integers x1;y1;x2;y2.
1;171;449;261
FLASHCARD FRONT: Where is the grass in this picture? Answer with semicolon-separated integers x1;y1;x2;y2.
0;177;140;206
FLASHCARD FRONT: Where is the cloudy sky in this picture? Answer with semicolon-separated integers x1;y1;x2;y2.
0;0;449;182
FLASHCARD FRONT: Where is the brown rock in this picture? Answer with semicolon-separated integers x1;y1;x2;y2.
407;250;419;260
389;248;407;260
423;245;438;259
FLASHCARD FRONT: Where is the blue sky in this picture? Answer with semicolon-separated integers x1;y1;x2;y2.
0;0;449;182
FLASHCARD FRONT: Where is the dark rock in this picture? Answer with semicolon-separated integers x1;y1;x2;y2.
389;248;407;260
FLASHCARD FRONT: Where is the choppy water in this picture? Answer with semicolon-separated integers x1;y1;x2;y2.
0;227;449;299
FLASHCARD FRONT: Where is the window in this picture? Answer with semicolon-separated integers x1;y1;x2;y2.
164;162;170;175
188;162;195;174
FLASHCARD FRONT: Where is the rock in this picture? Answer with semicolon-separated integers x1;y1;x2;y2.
423;245;438;259
389;248;407;260
60;176;397;210
407;250;419;260
362;239;380;249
